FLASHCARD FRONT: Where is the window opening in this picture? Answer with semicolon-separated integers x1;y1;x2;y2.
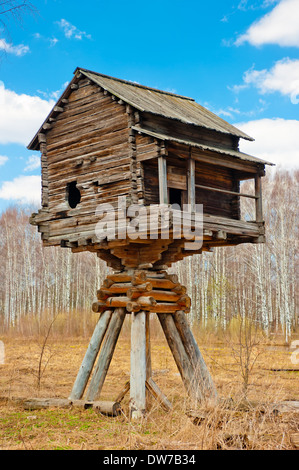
169;188;182;207
67;181;81;209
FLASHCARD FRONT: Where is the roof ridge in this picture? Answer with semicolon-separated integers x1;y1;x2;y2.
75;67;195;101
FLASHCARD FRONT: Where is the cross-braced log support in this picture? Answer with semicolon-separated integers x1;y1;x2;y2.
69;269;216;418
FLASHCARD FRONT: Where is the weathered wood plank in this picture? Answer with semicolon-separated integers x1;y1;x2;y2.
69;310;113;401
158;313;201;400
188;157;195;212
145;377;172;412
173;311;217;400
85;308;126;401
158;156;168;205
130;311;147;419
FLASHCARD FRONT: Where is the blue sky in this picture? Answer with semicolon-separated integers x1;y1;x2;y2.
0;0;298;213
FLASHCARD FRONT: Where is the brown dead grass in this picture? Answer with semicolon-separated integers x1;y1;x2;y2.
0;319;298;450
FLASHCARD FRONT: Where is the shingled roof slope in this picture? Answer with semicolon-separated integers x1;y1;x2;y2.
28;67;259;152
78;68;253;142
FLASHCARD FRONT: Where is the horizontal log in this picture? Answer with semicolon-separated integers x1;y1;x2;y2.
132;271;148;285
177;295;191;308
145;277;180;290
107;273;132;283
126;301;141;313
195;183;257;199
165;273;179;284
103;278;115;288
154;303;188;313
97;282;138;298
172;285;187;295
137;296;157;307
126;282;153;299
91;400;121;416
145;290;181;302
92;301;106;313
105;296;130;308
97;289;112;300
23;398;71;410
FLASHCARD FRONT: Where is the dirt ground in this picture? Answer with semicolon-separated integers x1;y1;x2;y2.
0;324;298;450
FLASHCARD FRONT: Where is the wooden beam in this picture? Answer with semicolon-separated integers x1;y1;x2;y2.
173;311;217;400
158;313;201;401
195;183;257;199
86;308;126;402
130;311;147;419
69;310;113;400
188;157;196;212
158;156;168;204
145;377;172;412
255;175;263;222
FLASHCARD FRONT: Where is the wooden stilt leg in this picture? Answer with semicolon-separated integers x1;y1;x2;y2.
69;310;113;401
130;311;147;419
86;308;126;402
173;311;217;400
158;313;203;402
145;312;152;380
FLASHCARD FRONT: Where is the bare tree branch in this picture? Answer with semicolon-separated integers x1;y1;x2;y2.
0;0;37;36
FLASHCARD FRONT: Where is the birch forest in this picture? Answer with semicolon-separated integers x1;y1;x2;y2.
0;168;298;341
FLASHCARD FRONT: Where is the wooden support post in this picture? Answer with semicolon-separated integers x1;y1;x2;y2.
146;312;152;380
158;313;202;401
130;311;147;419
69;310;113;401
173;311;217;400
158;156;168;205
255;175;263;223
145;312;152;406
188;156;196;212
86;308;126;402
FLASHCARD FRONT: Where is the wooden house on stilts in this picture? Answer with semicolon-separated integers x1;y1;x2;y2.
28;68;272;417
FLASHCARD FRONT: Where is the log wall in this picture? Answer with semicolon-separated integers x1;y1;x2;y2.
47;79;131;211
41;78;132;244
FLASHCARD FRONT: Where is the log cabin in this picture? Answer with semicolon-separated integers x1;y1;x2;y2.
28;67;272;270
28;68;274;411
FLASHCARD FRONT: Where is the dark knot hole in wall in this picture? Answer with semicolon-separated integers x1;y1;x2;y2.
66;181;81;209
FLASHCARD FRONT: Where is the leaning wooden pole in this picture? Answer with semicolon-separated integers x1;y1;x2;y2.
158;312;203;401
86;308;126;402
69;310;113;401
173;310;217;400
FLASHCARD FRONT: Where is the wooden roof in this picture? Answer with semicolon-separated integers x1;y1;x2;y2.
131;126;273;166
27;67;259;151
78;68;254;142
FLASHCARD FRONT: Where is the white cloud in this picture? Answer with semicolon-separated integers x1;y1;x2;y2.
0;155;8;166
0;81;55;145
50;37;59;47
0;175;41;204
236;0;299;47
235;118;299;168
37;81;69;101
0;38;29;56
56;19;91;40
33;32;59;47
232;58;299;104
24;155;41;172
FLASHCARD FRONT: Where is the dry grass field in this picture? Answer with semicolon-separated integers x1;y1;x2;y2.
0;316;298;451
